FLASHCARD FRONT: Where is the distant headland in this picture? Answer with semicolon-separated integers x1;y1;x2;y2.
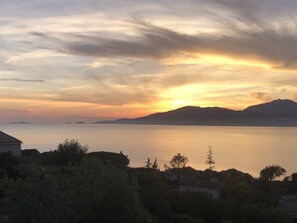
96;99;297;127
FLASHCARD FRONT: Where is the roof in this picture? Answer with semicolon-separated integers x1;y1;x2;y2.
0;131;22;144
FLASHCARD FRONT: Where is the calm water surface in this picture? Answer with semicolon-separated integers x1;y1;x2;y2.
1;124;297;177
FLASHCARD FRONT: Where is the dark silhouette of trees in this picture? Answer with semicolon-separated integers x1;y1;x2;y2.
237;204;292;223
171;192;219;223
286;173;297;194
0;158;153;223
172;214;204;223
260;165;286;181
0;145;296;223
165;153;189;185
145;157;152;168
221;181;250;203
166;153;189;170
21;149;40;156
41;139;88;166
205;146;215;170
130;168;170;222
220;169;253;183
291;173;297;184
145;157;159;170
56;139;88;165
152;158;159;170
0;152;19;177
86;151;129;168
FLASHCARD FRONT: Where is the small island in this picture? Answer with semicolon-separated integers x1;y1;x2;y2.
75;121;86;124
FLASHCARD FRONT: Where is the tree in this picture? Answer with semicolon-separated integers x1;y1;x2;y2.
145;158;152;169
287;173;297;194
220;168;253;183
165;153;189;169
55;139;88;166
0;152;19;177
145;158;159;170
260;165;286;181
1;159;154;223
152;158;159;170
205;146;215;170
0;164;73;223
291;173;297;184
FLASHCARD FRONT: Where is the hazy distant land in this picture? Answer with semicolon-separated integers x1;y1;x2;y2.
10;121;32;124
97;99;297;126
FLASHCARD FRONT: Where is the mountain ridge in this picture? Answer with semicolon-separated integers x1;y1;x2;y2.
97;99;297;126
244;99;297;115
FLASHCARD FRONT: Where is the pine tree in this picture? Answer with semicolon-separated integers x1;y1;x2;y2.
205;146;215;170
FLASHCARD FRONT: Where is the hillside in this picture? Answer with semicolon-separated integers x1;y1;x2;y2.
97;99;297;126
244;99;297;115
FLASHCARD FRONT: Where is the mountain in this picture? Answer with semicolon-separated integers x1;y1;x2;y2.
96;99;297;126
244;99;297;116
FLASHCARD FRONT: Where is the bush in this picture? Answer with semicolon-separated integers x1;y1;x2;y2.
86;151;129;168
0;159;154;223
21;149;40;156
41;139;88;166
0;152;19;177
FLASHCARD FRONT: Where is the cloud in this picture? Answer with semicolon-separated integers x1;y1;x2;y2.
2;0;297;122
0;78;45;82
0;108;35;118
44;86;159;106
250;91;273;102
5;49;62;64
294;93;297;102
35;12;297;70
0;83;159;106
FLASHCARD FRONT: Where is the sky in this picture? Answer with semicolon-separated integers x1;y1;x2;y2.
1;0;297;123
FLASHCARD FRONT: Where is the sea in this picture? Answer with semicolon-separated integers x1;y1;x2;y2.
2;124;297;177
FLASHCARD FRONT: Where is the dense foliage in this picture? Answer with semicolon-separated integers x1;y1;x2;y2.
0;144;296;223
260;165;287;182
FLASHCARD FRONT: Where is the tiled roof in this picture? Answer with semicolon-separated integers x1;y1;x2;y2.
0;131;22;144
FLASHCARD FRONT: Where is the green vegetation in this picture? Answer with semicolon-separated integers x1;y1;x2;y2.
0;142;296;223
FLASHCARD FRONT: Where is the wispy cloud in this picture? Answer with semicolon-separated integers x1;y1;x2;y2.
1;0;297;122
31;12;297;70
0;78;45;82
250;91;273;102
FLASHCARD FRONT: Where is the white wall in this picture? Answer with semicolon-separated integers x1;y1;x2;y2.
0;144;21;156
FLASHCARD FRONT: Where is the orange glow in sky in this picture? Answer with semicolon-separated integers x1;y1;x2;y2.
1;0;297;123
164;53;272;69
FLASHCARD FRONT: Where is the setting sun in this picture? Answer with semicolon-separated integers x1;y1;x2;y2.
170;100;187;108
2;1;297;222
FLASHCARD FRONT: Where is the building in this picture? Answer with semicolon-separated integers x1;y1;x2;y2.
0;131;22;156
164;168;221;199
179;180;221;199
